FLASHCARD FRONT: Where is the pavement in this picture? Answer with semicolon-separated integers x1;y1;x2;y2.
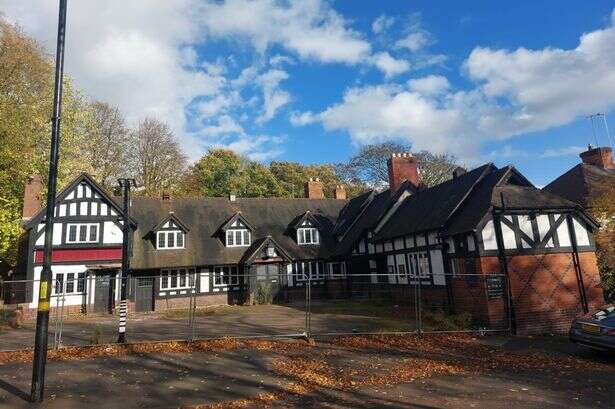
0;335;613;409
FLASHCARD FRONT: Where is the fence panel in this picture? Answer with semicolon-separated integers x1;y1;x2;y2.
0;270;511;352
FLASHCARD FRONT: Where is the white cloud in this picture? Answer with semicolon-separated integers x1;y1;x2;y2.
464;9;615;134
408;75;450;95
256;69;291;124
541;146;585;158
0;0;223;158
215;134;284;161
372;15;395;34
199;0;371;64
295;9;615;162
201;115;245;137
371;52;411;78
395;32;429;53
270;55;295;66
290;111;317;126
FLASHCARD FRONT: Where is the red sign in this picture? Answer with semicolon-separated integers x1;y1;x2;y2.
35;247;122;264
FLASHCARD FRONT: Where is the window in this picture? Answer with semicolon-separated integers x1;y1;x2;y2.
407;252;430;279
397;264;407;277
160;268;195;290
226;229;251;247
213;266;240;286
53;272;85;295
293;261;323;281
66;223;98;244
297;228;319;245
157;231;185;249
329;262;346;278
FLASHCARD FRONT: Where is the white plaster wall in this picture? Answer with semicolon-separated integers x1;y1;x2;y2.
103;221;123;244
481;220;498;250
536;215;554;247
556;215;572;247
430;249;446;286
35;223;63;246
29;264;91;308
518;215;534;248
573;218;590;246
501;217;516;249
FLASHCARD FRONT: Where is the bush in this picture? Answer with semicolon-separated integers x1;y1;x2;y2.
90;326;103;345
255;283;273;305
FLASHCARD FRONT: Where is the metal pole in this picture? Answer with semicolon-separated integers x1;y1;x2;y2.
30;0;68;402
117;178;134;343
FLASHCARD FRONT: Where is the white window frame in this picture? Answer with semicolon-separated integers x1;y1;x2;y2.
213;266;240;287
328;262;346;278
297;228;319;245
225;229;251;247
66;223;99;244
157;230;185;250
53;272;86;295
160;268;195;290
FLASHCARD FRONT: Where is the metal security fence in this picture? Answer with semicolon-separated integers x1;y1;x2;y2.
0;272;511;351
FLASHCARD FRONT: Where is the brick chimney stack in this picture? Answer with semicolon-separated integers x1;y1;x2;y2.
334;185;346;200
305;178;324;199
387;153;419;194
162;191;171;201
22;175;43;220
580;145;614;169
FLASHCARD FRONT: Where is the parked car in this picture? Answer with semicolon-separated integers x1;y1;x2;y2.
569;305;615;351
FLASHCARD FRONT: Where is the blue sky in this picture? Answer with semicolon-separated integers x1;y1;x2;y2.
2;1;615;186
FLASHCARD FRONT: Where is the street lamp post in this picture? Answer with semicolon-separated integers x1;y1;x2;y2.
117;178;135;343
30;0;68;402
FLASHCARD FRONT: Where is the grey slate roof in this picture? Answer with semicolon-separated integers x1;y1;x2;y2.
373;163;591;240
543;163;615;207
129;197;347;270
374;164;497;240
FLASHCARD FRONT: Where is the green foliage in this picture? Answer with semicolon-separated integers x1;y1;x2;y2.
255;282;274;305
597;249;614;302
90;326;104;345
0;21;96;268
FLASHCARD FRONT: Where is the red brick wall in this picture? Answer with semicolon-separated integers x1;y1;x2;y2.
479;251;604;335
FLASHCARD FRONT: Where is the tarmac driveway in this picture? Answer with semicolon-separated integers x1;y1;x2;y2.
1;303;416;351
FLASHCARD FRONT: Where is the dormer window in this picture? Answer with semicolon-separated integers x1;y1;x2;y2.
220;212;254;248
226;229;251;247
298;227;319;245
152;213;189;250
292;211;322;246
157;230;184;249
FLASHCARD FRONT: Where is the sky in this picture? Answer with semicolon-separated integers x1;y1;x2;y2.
1;0;615;186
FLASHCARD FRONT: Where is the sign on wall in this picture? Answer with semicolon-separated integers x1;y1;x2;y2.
485;275;505;299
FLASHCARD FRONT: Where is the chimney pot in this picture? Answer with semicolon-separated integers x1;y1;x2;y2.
162;191;171;201
305;178;324;199
452;167;467;179
579;146;614;169
334;185;347;200
388;152;420;195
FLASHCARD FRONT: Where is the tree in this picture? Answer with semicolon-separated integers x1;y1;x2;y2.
344;142;458;189
0;20;95;267
86;101;130;190
186;149;244;197
589;180;615;301
128;118;187;197
186;149;285;198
